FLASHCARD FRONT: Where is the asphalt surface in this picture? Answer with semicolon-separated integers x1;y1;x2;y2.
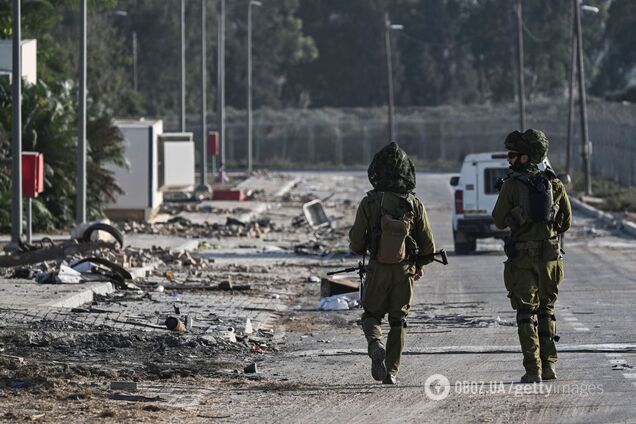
225;172;636;424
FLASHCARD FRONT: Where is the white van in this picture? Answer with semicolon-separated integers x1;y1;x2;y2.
449;152;510;254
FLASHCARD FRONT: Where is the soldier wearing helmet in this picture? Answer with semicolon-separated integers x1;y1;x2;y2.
492;129;572;383
349;142;436;385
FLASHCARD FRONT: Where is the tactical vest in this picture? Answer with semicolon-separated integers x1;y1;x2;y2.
367;191;419;263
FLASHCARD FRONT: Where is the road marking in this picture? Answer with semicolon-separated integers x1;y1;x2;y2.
563;317;579;322
609;359;627;365
623;373;636;379
291;343;636;356
573;327;590;332
605;353;623;357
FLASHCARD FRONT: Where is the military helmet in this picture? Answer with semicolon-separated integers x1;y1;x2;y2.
368;142;416;194
504;129;549;164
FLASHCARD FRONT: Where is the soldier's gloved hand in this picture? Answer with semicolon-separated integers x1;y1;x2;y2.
414;268;423;281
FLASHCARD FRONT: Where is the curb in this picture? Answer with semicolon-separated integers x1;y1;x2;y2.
44;282;115;308
569;197;636;238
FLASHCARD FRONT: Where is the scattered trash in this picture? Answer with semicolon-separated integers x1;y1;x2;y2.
244;318;253;335
495;316;516;327
10;380;26;389
307;275;321;283
155;284;165;293
112;394;163;402
302;199;331;228
217;279;250;291
271;294;280;299
226;217;247;227
320;276;359;298
318;292;360;311
223;328;237;343
56;265;83;284
110;381;138;392
165;316;186;332
243;362;258;374
164;271;174;281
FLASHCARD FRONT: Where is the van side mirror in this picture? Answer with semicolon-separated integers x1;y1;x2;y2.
557;173;571;185
450;176;460;186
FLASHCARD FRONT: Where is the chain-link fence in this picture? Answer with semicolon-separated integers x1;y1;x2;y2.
168;100;636;185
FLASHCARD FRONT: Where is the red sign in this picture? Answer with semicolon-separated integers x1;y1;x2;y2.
208;132;219;156
22;152;44;198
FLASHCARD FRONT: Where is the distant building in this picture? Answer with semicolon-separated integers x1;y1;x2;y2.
0;39;37;85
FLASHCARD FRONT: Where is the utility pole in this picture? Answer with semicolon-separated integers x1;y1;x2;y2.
180;0;186;132
574;0;592;195
384;13;402;142
247;1;262;173
515;0;526;130
217;0;226;181
198;0;209;190
565;0;577;177
132;31;138;91
10;0;22;246
76;0;87;224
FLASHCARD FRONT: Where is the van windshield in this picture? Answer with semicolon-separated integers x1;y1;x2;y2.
484;168;509;194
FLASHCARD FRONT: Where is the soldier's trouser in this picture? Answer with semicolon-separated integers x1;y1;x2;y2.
504;255;564;374
361;261;414;376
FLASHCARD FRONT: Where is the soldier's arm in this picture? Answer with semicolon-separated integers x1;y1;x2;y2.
492;181;514;229
557;185;572;233
414;200;436;268
348;198;370;255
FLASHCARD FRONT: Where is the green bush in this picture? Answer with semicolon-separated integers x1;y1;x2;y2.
0;79;125;232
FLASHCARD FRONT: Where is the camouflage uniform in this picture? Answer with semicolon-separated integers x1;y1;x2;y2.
349;143;436;381
492;130;572;379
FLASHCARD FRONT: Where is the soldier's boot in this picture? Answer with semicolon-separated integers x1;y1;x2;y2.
517;311;542;379
538;312;558;380
362;316;386;381
385;318;407;379
520;373;542;383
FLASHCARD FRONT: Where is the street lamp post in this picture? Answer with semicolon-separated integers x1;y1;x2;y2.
247;0;262;173
10;0;22;247
76;0;87;224
565;0;577;177
197;0;210;191
574;0;596;195
179;0;186;133
515;0;526;130
217;0;226;182
384;13;402;142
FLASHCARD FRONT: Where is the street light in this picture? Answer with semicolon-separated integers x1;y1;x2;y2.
569;0;598;195
515;0;526;130
197;0;211;192
217;0;226;182
179;0;186;133
76;0;87;224
247;0;262;173
9;0;22;248
384;14;403;142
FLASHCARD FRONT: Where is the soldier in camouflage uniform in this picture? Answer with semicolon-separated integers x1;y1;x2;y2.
349;142;436;385
492;130;571;383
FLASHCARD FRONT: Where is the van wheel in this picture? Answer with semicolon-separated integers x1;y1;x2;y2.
453;231;476;254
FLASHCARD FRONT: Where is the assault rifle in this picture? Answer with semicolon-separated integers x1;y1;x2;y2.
326;249;449;277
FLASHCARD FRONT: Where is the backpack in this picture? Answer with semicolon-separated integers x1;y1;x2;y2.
513;172;558;223
368;192;417;264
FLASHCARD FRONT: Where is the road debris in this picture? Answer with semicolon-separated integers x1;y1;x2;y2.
165;316;186;332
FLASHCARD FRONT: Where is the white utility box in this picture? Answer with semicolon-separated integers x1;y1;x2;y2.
159;132;195;189
0;39;37;85
106;119;164;221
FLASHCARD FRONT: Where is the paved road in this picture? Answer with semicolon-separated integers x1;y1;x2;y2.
225;172;636;423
